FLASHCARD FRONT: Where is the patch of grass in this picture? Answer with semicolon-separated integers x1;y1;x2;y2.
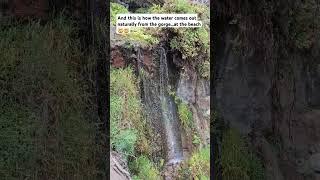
221;129;265;180
188;147;210;179
177;147;210;179
126;27;159;47
132;156;162;180
110;67;152;158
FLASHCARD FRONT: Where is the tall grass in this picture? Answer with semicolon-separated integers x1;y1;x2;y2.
110;67;152;157
0;17;102;179
221;129;265;180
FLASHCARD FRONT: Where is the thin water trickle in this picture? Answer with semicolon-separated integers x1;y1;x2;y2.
138;47;183;165
158;47;183;164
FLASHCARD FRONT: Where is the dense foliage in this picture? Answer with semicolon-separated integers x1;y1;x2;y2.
0;17;101;179
111;2;129;25
132;155;162;180
151;0;210;61
177;102;193;129
176;146;210;179
153;0;210;78
110;67;160;177
110;0;210;178
110;3;159;47
111;0;210;78
188;147;210;179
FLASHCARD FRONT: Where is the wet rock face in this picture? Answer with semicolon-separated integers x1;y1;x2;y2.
176;66;210;146
177;70;197;104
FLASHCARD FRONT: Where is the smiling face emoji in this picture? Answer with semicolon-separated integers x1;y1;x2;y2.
116;27;130;35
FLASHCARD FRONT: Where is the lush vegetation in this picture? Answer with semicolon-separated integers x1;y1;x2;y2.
110;0;210;78
151;0;210;62
188;147;210;179
177;147;210;179
221;129;265;180
110;0;210;178
0;17;102;179
110;67;140;158
110;67;161;178
131;155;162;180
111;2;129;25
178;102;193;129
110;3;159;47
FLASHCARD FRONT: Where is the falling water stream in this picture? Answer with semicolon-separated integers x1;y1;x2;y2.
137;47;183;165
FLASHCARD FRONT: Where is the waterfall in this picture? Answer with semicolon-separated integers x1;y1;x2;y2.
137;47;183;165
158;47;183;164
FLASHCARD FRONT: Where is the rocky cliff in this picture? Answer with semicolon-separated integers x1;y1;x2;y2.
213;0;320;179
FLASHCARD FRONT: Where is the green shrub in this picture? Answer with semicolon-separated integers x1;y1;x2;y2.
111;3;129;25
188;147;210;179
110;3;158;47
221;129;265;180
113;129;137;158
151;0;210;61
192;134;201;146
132;156;161;180
126;27;159;47
178;102;193;130
169;27;209;60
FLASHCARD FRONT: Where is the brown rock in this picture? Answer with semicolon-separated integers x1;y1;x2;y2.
111;49;126;68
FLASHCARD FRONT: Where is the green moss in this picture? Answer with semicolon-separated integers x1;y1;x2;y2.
221;129;265;180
